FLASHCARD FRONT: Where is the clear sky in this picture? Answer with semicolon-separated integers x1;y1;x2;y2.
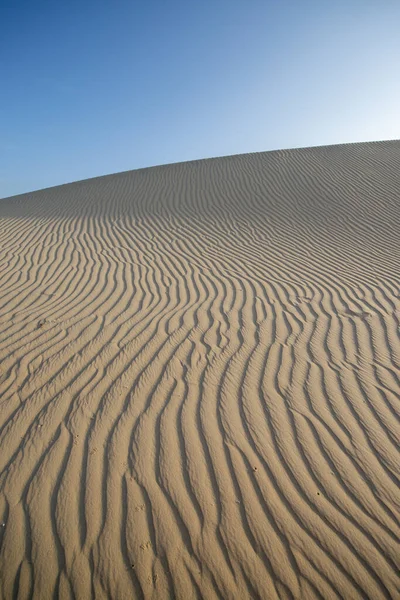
1;1;400;198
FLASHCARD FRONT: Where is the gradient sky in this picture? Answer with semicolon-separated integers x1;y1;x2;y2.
1;0;400;198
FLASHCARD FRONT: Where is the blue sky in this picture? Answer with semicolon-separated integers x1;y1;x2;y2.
1;1;400;198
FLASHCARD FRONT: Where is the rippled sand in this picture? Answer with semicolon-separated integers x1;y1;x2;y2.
0;141;399;599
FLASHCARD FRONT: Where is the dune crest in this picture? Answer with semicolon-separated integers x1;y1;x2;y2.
0;141;399;599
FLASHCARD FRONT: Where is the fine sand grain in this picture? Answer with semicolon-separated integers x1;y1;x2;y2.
0;141;399;599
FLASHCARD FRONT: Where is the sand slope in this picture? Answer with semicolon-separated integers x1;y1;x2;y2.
0;141;399;599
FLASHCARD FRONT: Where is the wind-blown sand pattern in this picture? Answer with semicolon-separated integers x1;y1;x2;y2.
0;141;399;599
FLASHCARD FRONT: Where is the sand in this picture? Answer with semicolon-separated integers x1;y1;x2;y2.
0;140;399;599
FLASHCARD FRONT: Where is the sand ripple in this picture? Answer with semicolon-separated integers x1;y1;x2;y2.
0;141;399;599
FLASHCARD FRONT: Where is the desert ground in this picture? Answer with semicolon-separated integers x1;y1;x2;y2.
0;141;399;599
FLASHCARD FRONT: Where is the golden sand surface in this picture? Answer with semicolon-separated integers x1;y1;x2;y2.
0;141;399;599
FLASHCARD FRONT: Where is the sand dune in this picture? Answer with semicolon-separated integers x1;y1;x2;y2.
0;141;399;599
